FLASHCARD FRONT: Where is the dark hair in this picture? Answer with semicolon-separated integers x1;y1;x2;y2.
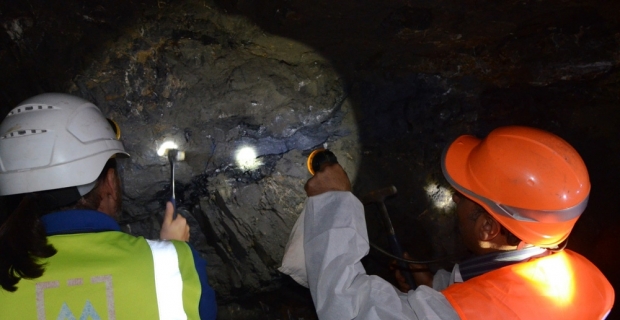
0;159;116;292
0;195;57;291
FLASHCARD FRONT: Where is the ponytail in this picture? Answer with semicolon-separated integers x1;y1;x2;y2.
0;158;117;291
0;195;57;292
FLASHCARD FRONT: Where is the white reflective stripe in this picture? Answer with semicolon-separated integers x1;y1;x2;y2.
146;240;187;320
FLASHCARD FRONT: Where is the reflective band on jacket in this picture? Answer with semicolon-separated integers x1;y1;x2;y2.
442;250;615;320
0;231;201;320
147;239;186;320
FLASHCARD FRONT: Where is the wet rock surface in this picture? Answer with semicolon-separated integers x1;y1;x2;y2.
2;0;620;318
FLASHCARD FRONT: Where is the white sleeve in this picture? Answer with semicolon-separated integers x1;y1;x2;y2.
432;269;453;291
303;191;460;320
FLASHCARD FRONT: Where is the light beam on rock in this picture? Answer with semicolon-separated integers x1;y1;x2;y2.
157;141;179;156
235;146;261;170
425;183;454;210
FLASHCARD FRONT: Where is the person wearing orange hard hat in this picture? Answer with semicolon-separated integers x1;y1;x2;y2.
283;125;614;319
439;126;614;319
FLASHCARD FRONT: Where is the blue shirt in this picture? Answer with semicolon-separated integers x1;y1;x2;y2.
41;209;217;320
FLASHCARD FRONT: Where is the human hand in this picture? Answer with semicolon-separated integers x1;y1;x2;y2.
391;252;433;292
160;201;190;241
304;163;351;197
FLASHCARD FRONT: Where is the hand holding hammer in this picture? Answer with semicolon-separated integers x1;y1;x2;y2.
304;163;351;197
304;149;351;197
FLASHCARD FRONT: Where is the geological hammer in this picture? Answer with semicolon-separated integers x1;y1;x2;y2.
168;150;184;205
361;186;417;291
161;147;185;218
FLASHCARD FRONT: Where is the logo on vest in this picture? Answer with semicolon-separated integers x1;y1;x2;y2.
35;275;116;320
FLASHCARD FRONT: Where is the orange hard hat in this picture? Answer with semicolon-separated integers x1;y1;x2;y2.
442;126;590;247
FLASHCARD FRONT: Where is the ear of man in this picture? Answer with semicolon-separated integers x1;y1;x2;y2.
478;213;502;242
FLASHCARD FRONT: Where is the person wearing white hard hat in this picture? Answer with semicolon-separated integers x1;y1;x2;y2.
0;93;216;319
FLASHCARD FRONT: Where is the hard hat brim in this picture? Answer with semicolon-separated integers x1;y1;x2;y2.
0;149;129;196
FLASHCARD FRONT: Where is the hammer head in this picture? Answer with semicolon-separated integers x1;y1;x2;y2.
157;141;185;162
360;185;397;205
167;149;186;162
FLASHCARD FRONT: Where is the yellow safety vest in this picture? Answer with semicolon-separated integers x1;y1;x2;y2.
0;231;202;320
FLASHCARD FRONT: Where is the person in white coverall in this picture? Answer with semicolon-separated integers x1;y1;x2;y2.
299;126;614;320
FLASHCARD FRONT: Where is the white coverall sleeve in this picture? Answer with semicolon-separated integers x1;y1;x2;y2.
303;191;460;320
432;269;454;291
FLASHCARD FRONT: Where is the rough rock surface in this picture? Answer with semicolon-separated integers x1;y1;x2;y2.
1;0;620;318
67;3;361;306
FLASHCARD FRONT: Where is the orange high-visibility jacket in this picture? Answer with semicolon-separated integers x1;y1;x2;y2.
443;249;614;320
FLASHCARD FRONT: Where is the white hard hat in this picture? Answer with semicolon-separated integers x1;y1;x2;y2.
0;93;129;196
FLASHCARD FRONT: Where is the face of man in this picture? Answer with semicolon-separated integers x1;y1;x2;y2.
453;192;485;254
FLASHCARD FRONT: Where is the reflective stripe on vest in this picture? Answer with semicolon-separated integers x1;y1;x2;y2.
147;239;186;320
0;231;201;320
442;249;615;320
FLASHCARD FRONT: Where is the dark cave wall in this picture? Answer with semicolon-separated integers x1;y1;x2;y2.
1;0;620;318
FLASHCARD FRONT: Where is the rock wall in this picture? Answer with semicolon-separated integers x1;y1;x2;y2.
66;2;362;304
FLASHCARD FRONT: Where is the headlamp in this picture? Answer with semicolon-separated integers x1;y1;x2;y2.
107;118;121;140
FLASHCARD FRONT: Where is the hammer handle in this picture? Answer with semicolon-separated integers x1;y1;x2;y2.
170;197;177;220
389;235;417;291
169;157;177;219
361;185;417;290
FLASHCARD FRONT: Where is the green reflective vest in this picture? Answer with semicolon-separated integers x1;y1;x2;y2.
0;231;202;319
